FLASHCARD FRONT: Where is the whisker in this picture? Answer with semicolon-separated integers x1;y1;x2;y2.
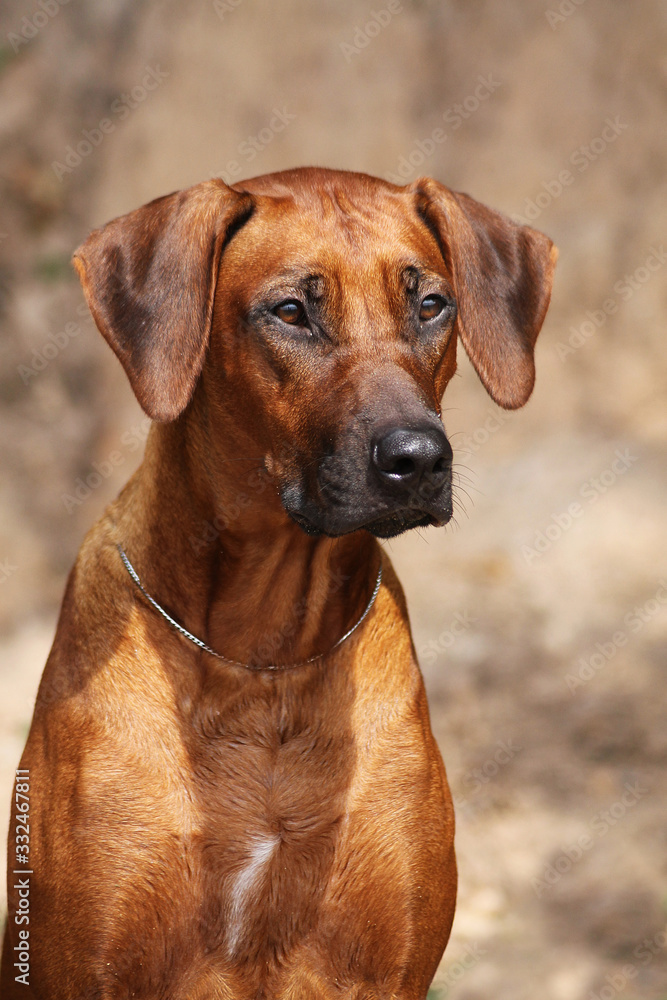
452;473;479;491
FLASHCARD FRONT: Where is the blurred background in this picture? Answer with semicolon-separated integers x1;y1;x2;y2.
1;1;666;996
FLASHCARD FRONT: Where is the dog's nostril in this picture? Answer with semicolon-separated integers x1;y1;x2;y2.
390;457;416;478
372;426;451;490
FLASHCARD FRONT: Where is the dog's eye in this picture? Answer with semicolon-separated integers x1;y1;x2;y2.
273;300;307;326
419;295;446;322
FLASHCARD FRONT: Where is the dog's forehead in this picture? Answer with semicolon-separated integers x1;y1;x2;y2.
226;168;445;283
233;165;401;202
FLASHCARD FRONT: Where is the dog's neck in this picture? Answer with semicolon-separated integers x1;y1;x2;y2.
114;418;380;668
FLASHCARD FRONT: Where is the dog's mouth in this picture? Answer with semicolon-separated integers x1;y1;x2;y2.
283;492;453;539
358;510;441;539
278;416;454;539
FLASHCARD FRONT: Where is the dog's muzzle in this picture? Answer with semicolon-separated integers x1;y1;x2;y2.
280;419;454;539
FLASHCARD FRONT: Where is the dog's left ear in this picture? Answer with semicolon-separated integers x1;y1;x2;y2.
410;177;557;409
73;179;253;422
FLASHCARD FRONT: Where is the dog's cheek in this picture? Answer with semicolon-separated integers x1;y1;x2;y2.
433;333;458;404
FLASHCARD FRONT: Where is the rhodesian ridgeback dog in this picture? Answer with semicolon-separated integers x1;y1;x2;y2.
3;167;556;999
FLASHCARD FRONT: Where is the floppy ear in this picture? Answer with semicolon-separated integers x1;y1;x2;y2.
73;179;253;422
410;177;557;409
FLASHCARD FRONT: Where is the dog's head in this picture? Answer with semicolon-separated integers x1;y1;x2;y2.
74;168;556;539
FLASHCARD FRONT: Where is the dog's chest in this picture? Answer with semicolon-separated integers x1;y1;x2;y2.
75;649;440;997
185;674;357;960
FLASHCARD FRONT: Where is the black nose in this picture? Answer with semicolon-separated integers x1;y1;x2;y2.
372;426;452;493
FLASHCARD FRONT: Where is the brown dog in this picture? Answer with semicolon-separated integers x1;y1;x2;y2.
2;168;556;999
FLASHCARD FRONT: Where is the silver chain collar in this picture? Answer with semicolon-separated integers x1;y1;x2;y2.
116;543;382;672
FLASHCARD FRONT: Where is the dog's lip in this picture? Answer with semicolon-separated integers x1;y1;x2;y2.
360;511;433;538
286;507;322;534
285;502;451;537
280;478;452;536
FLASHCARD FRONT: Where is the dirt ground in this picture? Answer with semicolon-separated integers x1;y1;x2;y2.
1;1;666;997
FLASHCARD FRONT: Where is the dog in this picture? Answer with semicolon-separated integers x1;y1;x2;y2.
2;167;556;999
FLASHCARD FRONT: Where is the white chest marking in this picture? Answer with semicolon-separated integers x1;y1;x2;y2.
226;834;280;955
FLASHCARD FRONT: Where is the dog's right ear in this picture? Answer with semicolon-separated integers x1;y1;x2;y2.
73;180;253;422
409;177;557;410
